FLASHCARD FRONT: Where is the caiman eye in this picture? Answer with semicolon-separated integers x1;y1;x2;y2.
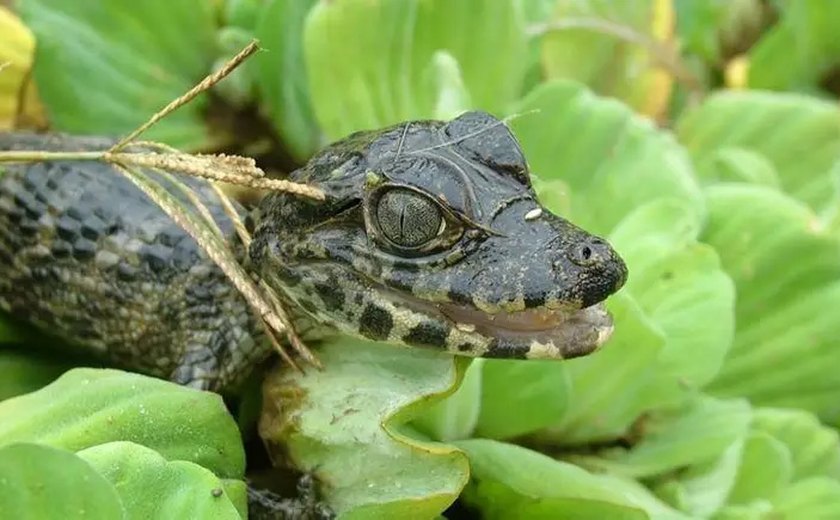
376;189;443;247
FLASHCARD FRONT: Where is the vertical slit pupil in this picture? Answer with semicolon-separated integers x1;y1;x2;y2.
376;189;442;247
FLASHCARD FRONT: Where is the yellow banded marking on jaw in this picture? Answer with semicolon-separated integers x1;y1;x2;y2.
445;327;491;356
385;303;429;344
524;340;561;359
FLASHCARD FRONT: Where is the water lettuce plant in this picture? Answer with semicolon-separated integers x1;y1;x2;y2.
2;1;840;518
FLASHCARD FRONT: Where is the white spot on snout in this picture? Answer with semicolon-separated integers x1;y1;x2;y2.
524;208;542;221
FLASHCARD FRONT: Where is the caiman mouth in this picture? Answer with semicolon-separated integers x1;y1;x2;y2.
437;302;614;358
370;277;615;358
349;273;615;359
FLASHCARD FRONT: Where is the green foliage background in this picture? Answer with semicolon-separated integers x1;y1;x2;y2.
2;0;840;518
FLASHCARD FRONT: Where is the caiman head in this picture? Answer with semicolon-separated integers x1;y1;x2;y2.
250;111;627;359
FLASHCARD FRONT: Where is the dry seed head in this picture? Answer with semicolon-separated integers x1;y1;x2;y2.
108;152;326;201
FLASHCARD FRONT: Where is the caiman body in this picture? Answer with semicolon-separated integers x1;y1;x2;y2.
0;112;627;392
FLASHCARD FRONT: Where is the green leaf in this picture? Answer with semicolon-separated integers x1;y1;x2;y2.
608;200;735;403
674;0;764;65
581;396;751;479
254;0;321;160
224;0;263;28
18;0;217;149
715;502;773;520
822;160;840;236
751;407;840;481
653;438;746;518
512;80;703;235
694;147;780;188
480;499;649;520
771;477;840;519
425;51;473;120
304;0;527;139
703;185;840;419
673;0;727;63
212;27;259;108
475;358;569;440
677;91;840;211
79;441;243;520
537;199;733;444
536;292;664;444
260;339;469;518
222;479;248;520
519;0;556;96
748;1;840;94
521;0;557;25
727;432;792;504
212;0;265;107
413;358;481;442
0;368;245;479
539;0;675;118
456;439;689;520
0;349;70;401
0;442;125;519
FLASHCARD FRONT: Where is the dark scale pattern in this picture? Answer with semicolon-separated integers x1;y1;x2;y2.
0;134;270;391
313;281;344;312
403;320;449;348
358;304;393;340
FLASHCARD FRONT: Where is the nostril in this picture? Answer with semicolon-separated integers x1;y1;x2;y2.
569;240;603;266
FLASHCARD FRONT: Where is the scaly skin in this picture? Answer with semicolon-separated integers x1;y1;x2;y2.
0;134;265;391
0;112;627;393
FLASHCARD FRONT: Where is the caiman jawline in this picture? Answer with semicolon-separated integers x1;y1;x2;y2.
369;279;615;357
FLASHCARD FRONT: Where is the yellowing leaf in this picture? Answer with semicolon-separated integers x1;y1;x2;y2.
725;55;750;89
0;6;44;130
